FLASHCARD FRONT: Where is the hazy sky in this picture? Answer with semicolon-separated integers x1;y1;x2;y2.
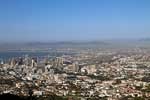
0;0;150;42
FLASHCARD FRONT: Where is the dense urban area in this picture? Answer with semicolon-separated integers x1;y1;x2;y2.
1;47;150;100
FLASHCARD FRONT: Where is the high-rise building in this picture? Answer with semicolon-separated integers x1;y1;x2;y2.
0;59;4;65
11;58;17;66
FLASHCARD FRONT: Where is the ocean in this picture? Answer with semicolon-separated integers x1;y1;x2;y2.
0;51;74;61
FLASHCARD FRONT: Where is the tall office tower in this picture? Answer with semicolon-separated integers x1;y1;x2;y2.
24;54;29;66
11;58;17;66
61;57;64;65
32;57;38;66
31;58;36;67
74;62;79;72
31;59;33;67
0;59;4;65
55;57;59;66
56;57;64;66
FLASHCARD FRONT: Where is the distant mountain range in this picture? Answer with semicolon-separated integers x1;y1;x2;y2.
139;38;150;42
27;41;109;46
25;41;110;48
0;41;110;50
0;38;150;51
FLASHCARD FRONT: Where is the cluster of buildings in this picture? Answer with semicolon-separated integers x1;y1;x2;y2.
1;48;150;100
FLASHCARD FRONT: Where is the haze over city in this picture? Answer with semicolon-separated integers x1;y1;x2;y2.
0;0;150;43
2;1;150;100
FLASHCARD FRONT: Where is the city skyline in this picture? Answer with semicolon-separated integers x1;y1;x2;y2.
0;0;150;42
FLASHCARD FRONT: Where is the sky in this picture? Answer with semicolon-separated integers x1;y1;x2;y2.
0;0;150;42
